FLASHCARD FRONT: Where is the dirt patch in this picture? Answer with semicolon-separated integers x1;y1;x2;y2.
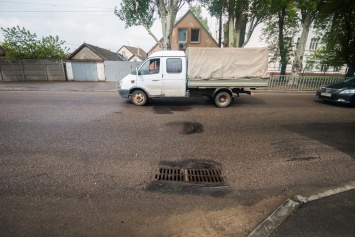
135;195;286;237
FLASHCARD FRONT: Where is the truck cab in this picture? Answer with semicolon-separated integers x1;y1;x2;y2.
118;51;187;105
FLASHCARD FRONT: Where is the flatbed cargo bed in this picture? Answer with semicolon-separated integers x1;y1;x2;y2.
187;78;269;88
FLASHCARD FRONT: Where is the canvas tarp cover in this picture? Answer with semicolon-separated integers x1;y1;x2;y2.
185;47;269;80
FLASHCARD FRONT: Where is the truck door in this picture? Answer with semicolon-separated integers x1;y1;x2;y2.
162;57;186;97
137;58;162;96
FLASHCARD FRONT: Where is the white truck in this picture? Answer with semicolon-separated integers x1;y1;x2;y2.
118;47;269;108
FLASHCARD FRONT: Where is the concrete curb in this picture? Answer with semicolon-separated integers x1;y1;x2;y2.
248;181;355;237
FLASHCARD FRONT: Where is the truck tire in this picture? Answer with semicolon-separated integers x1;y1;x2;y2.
214;91;232;108
131;90;147;106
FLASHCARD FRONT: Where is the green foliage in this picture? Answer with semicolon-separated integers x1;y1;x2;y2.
114;0;156;29
1;26;69;60
115;0;185;49
313;0;355;76
261;0;298;75
199;0;224;18
190;4;210;32
262;13;298;62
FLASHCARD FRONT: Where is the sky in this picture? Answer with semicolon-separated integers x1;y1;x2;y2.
0;0;262;54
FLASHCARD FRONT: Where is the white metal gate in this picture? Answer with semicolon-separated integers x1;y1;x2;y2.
72;62;98;81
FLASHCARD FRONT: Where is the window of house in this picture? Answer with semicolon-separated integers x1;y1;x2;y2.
309;38;319;50
191;29;200;43
166;58;182;73
178;29;187;43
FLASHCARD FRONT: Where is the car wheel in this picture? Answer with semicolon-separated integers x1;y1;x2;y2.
214;91;232;108
131;90;147;106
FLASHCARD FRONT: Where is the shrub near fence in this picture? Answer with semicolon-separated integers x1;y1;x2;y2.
267;75;344;91
0;59;66;81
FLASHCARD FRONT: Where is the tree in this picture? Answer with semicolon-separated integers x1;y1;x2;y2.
1;26;69;60
294;0;325;69
190;4;210;32
262;0;298;76
199;0;224;46
242;0;271;47
115;0;187;50
200;0;269;47
313;0;355;77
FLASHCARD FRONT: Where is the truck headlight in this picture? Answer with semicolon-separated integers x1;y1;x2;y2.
118;80;123;89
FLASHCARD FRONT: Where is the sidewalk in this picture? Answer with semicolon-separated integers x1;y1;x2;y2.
0;81;118;92
248;181;355;237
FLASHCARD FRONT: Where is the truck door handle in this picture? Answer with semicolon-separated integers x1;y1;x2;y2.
152;80;160;81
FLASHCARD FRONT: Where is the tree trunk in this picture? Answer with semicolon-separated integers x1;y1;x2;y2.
218;12;222;47
239;16;247;47
157;0;178;50
278;7;287;76
228;13;235;47
243;17;256;47
235;12;245;48
296;12;312;70
346;61;354;77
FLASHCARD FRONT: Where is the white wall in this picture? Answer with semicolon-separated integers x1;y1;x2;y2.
66;62;74;81
97;63;105;81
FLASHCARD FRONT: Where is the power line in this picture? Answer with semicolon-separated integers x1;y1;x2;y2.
0;0;113;9
0;14;114;17
0;10;113;12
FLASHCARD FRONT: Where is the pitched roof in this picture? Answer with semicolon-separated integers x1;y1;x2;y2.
117;45;147;59
147;10;218;54
67;43;126;61
128;54;145;61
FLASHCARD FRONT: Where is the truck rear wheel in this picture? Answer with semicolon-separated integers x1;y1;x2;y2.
214;91;232;108
131;90;147;106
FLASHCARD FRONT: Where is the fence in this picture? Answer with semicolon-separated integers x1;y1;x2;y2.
266;75;344;91
104;61;141;82
0;59;66;81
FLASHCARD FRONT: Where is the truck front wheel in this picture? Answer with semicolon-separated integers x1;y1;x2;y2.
214;91;232;108
131;90;147;106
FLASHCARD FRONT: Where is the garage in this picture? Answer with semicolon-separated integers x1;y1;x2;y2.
66;43;126;81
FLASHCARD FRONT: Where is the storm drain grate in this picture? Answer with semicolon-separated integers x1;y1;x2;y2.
154;168;225;184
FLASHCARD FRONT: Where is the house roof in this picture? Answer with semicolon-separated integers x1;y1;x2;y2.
67;43;126;61
127;54;145;61
147;10;218;54
117;45;147;59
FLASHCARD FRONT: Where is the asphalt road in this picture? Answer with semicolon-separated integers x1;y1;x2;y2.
0;91;354;236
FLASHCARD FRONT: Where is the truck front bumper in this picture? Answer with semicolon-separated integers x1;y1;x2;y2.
118;89;130;98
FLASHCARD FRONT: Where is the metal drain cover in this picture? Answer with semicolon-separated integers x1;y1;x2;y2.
154;168;225;184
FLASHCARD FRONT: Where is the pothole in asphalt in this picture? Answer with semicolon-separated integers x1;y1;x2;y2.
166;121;203;134
287;156;320;162
153;106;191;114
171;106;191;111
153;106;173;114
